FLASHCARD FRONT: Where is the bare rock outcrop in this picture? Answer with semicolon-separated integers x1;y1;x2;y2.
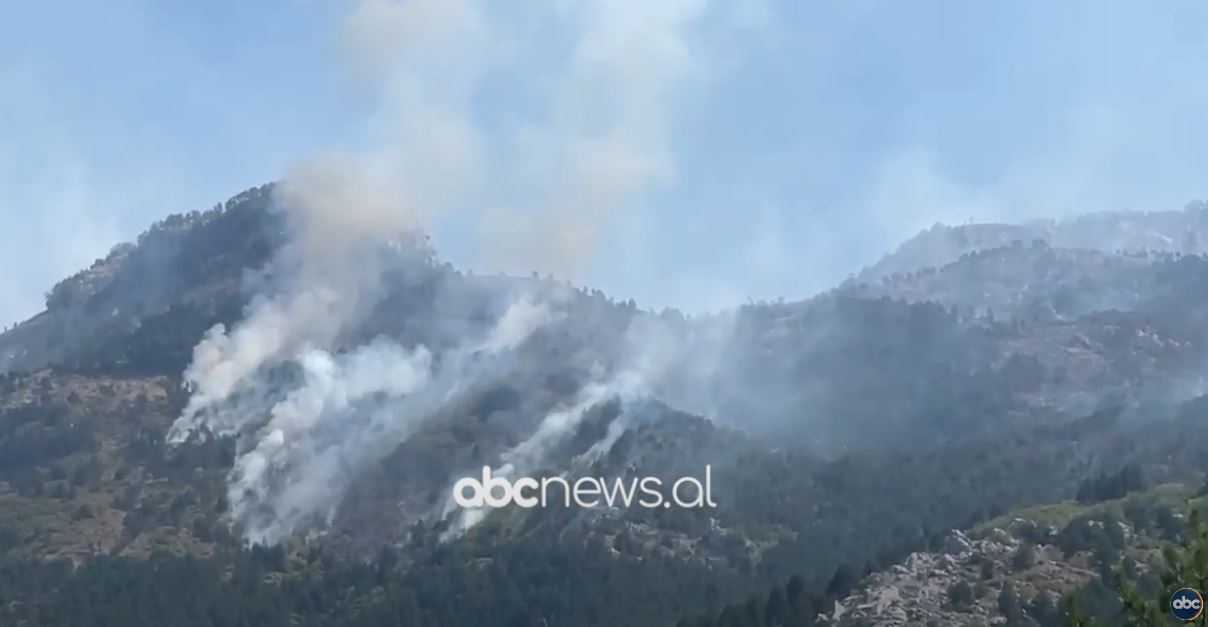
821;526;1097;626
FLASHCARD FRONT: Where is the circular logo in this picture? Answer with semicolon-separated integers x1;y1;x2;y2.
1171;588;1204;622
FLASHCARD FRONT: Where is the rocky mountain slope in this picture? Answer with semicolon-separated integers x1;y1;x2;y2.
855;200;1208;285
684;481;1208;627
2;187;1208;626
821;482;1207;627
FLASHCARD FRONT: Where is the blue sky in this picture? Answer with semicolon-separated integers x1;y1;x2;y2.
2;1;1206;325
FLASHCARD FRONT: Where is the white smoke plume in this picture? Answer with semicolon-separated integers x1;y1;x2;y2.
441;309;718;537
343;0;721;279
441;373;643;539
229;339;434;542
230;297;556;544
169;0;730;544
478;0;713;276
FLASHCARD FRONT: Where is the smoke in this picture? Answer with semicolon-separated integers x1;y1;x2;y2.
344;0;719;279
478;0;711;276
168;0;729;543
441;308;733;537
441;369;644;539
228;339;433;542
227;297;556;544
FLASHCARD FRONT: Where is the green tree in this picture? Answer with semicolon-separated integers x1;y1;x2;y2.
1095;507;1208;626
1116;508;1208;625
1012;543;1038;571
948;581;974;610
980;557;995;581
997;581;1022;621
1064;594;1102;627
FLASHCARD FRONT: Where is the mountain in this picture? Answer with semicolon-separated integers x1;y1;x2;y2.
2;186;1208;626
0;186;279;376
855;200;1208;285
687;479;1208;627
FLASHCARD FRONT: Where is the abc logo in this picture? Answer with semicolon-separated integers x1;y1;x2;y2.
1171;588;1204;621
452;467;540;509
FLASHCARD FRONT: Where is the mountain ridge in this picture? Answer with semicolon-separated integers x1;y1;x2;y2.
3;186;1208;626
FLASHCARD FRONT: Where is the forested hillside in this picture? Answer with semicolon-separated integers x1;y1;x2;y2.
1;188;1207;626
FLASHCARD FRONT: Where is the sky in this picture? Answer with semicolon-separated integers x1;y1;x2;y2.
1;0;1206;326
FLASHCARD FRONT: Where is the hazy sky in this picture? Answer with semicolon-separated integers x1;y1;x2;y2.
2;0;1206;325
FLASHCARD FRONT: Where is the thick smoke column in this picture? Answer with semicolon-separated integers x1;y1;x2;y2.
168;0;505;541
478;0;715;276
169;0;727;543
229;299;557;543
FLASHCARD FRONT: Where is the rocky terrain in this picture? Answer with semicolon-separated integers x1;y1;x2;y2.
824;527;1089;626
856;200;1208;285
3;187;1208;626
822;482;1206;627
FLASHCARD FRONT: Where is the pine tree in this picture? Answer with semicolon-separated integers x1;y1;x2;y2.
1064;594;1101;627
997;581;1021;620
1110;507;1208;626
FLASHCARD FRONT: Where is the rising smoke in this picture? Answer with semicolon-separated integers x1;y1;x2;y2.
168;0;733;544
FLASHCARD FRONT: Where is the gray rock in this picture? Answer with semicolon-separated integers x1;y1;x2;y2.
942;529;974;555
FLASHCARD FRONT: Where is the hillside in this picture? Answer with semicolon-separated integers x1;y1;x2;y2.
2;187;1208;626
855;200;1208;285
684;482;1208;627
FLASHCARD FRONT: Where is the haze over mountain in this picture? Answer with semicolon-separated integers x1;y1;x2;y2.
6;1;1208;324
4;1;1208;625
857;200;1208;285
1;184;1207;626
